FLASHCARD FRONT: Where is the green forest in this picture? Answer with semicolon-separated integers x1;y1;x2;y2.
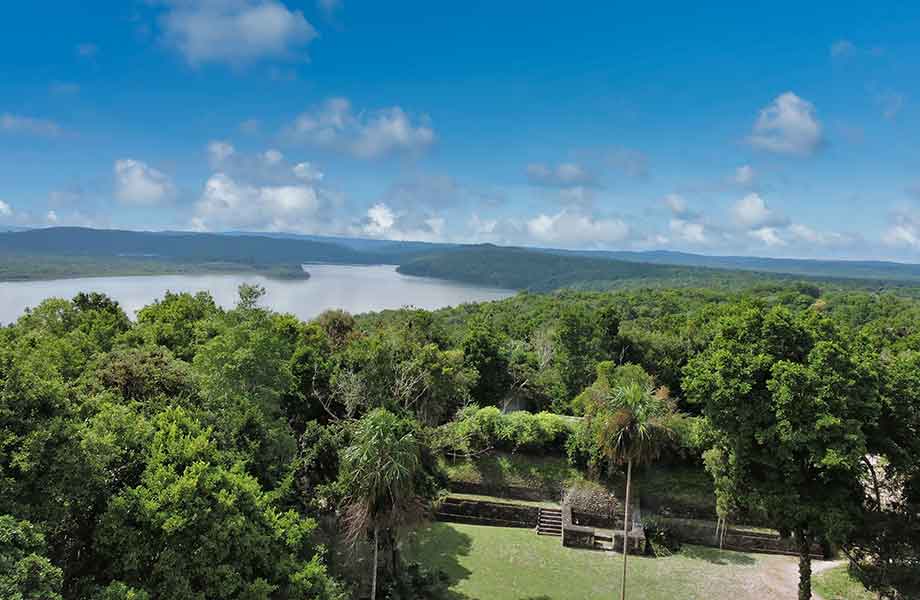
2;282;918;599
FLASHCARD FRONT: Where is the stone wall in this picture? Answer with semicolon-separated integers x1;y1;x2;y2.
561;504;595;549
657;517;824;558
435;497;539;529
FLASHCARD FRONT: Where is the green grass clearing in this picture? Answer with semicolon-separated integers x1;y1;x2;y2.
813;566;875;600
405;522;805;600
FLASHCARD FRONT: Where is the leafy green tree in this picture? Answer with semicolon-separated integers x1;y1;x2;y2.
133;291;221;361
684;305;879;600
0;515;63;600
340;409;440;600
553;304;597;408
587;382;676;600
461;318;511;405
95;407;342;600
192;286;298;487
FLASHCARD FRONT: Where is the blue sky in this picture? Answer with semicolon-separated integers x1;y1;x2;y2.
2;1;920;260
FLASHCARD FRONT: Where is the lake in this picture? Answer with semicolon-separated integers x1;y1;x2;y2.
0;264;514;324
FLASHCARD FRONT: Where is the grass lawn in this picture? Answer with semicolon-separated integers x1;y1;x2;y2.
405;522;803;600
813;566;875;600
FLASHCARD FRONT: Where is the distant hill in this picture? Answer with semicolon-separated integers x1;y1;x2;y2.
3;227;920;292
397;244;920;293
0;226;374;264
553;249;920;283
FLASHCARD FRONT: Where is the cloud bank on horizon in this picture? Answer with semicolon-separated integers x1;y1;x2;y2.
1;1;919;260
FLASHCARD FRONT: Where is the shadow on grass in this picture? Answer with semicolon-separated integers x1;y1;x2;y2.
405;522;475;598
678;544;756;566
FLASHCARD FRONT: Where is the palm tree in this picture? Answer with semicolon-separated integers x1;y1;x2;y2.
594;382;677;600
340;408;426;600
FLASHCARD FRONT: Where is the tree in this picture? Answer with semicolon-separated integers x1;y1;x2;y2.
553;304;597;408
340;409;438;599
683;305;879;600
95;407;342;600
587;381;676;600
0;515;63;600
133;291;221;361
462;318;511;406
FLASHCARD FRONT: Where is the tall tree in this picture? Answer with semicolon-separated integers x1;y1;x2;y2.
339;409;436;599
587;380;676;600
684;305;879;600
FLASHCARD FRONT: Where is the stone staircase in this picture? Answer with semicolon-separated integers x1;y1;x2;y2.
537;507;562;536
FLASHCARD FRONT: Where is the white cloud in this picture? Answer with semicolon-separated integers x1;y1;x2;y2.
787;223;859;248
158;0;318;67
731;193;787;229
263;149;284;164
287;97;435;159
357;202;445;241
207;140;236;165
113;159;175;205
883;211;920;249
293;161;324;182
1;113;62;137
526;162;594;187
193;172;321;232
0;200;12;218
525;210;630;247
663;193;688;216
749;227;786;247
46;210;59;224
734;165;755;185
364;203;395;236
748;92;823;156
669;219;707;244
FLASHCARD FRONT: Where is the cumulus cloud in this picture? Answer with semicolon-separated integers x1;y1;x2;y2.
356;202;445;241
207;140;236;166
731;193;788;229
287;97;435;159
748;226;786;247
1;113;62;137
526;162;595;187
525;209;630;247
157;0;318;66
883;210;920;249
114;159;175;205
263;149;284;164
0;200;12;218
669;219;707;244
663;193;689;216
192;172;320;232
734;164;755;185
46;210;59;224
293;161;324;182
748;92;823;156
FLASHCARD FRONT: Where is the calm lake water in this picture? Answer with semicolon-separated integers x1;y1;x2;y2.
0;264;514;324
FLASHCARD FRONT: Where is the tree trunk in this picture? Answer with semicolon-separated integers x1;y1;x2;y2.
371;525;379;600
797;529;811;600
621;459;632;600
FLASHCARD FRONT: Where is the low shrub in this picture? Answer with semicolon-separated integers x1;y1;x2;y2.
441;405;573;455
